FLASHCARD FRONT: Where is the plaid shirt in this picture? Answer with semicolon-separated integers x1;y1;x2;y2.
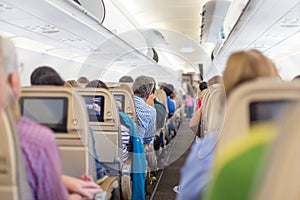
134;96;156;144
17;117;69;200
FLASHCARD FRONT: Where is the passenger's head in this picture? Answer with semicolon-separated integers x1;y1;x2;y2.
30;66;65;86
132;75;155;98
64;80;79;88
0;37;9;109
161;84;173;97
86;80;108;89
77;76;89;87
1;36;20;102
222;50;279;97
119;75;134;83
199;82;208;91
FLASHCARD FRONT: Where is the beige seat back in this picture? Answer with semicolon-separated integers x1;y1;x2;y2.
107;83;137;123
76;88;122;173
218;79;300;151
20;86;96;180
0;87;31;200
254;101;300;200
200;84;224;138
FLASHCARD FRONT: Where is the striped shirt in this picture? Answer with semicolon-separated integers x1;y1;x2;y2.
134;96;156;144
17;117;69;200
120;124;130;161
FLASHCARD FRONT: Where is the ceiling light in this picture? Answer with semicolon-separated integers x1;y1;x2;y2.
179;47;195;53
0;31;15;37
11;37;53;52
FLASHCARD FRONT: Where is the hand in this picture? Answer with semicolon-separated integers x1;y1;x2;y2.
62;175;102;199
69;193;84;200
80;173;93;182
93;103;101;112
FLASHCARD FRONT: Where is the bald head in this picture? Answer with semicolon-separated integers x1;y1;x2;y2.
0;36;21;100
0;36;18;78
0;36;18;110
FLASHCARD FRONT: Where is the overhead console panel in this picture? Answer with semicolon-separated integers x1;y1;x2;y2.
200;0;231;44
0;0;154;67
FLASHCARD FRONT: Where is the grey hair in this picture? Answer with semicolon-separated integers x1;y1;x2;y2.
132;75;155;98
0;36;18;78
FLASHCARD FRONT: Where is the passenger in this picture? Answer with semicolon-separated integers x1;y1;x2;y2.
86;78;146;199
30;66;108;182
161;84;175;118
161;84;176;139
0;42;7;110
132;75;157;146
1;36;101;200
154;89;169;153
86;80;109;89
119;112;146;200
77;76;89;88
189;82;208;136
196;82;207;110
184;95;194;118
30;66;65;86
65;79;79;88
176;49;278;200
119;75;134;83
85;79;130;163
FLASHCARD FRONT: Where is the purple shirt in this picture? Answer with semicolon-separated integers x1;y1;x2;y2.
17;117;69;200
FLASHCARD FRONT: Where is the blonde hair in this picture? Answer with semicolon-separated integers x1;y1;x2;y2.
222;49;279;96
64;80;79;88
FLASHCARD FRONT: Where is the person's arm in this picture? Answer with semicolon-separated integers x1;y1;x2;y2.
36;133;70;200
189;107;202;133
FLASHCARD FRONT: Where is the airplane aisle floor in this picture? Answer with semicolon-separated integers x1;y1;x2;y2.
150;119;195;200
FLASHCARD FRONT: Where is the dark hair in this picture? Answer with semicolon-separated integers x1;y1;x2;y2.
199;82;208;91
119;75;134;83
30;66;65;86
293;75;300;81
86;80;108;89
161;84;173;96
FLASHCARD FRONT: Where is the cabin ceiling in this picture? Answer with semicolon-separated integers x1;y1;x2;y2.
111;0;300;80
114;0;204;42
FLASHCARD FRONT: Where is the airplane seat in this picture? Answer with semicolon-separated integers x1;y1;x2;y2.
199;84;223;138
0;86;31;200
217;78;300;152
254;101;300;200
204;124;276;200
204;79;300;200
107;83;137;123
76;88;129;199
20;86;110;199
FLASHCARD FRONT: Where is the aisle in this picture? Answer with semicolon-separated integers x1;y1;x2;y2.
152;120;195;200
